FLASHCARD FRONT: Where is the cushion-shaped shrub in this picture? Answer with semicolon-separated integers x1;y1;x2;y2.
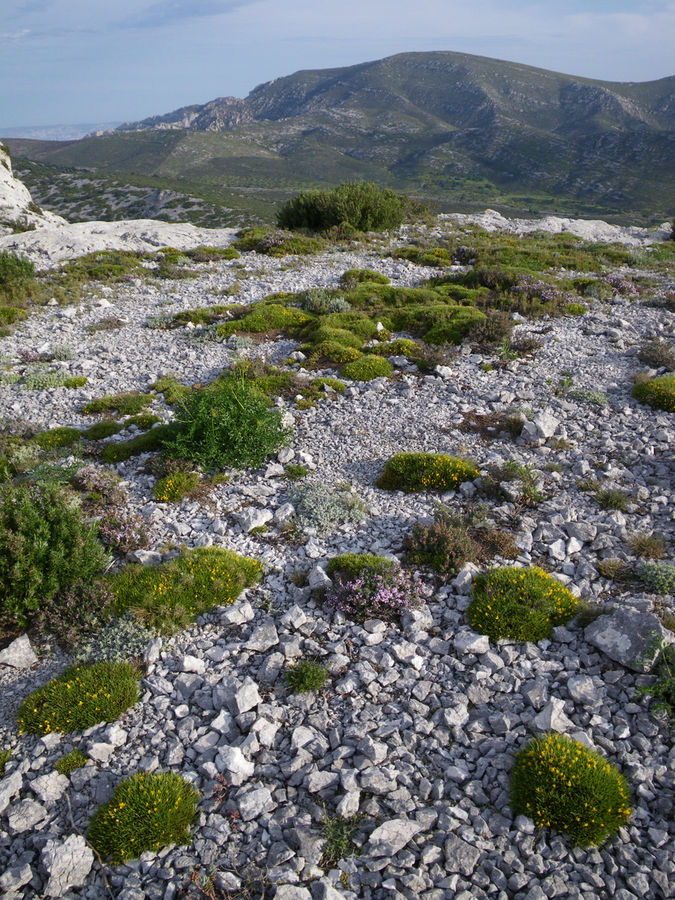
55;749;88;776
632;374;675;412
32;426;81;450
0;482;109;629
88;772;199;863
467;565;579;642
110;547;261;634
377;452;479;492
326;553;398;581
162;378;290;470
17;661;139;734
511;733;631;846
341;355;393;381
277;182;410;232
153;471;200;503
339;269;390;288
82;391;151;417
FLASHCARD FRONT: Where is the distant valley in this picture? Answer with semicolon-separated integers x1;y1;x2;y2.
4;51;674;226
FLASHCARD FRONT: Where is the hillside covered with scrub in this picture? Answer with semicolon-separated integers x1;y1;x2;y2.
0;179;673;899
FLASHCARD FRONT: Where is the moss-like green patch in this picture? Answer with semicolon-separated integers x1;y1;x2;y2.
339;268;390;288
326;553;398;581
17;661;139;735
109;547;262;633
467;565;579;642
234;227;326;256
83;421;123;441
100;425;176;463
83;391;152;417
341;354;393;381
88;771;199;863
377;452;479;492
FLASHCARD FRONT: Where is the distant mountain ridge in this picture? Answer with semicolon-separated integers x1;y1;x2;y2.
5;51;675;224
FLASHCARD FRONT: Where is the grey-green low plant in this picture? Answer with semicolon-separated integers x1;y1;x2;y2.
289;481;368;536
637;561;675;595
73;613;156;664
568;388;609;407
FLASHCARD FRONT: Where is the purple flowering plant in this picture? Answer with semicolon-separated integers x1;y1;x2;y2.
325;568;429;623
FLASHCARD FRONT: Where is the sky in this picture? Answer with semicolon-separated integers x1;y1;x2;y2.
2;0;674;129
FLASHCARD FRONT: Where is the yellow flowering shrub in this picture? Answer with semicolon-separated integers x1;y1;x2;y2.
511;733;631;846
17;661;139;735
467;565;579;642
88;772;199;863
376;452;479;492
632;374;675;413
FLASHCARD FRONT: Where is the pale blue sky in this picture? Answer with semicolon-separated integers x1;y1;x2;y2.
2;0;673;128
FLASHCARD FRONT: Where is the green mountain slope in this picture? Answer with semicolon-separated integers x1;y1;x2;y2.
5;51;674;224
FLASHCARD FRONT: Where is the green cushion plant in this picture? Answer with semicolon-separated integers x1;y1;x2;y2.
377;452;479;492
17;661;139;735
55;749;88;776
109;547;261;634
467;565;579;642
341;354;393;381
511;733;631;846
88;772;199;863
32;426;81;450
153;471;200;503
326;553;398;582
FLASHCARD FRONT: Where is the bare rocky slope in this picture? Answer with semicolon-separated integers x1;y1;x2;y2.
0;187;673;900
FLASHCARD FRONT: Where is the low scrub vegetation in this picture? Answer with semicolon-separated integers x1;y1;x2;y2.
632;374;675;412
511;733;631;846
162;377;290;470
325;565;427;623
286;660;329;693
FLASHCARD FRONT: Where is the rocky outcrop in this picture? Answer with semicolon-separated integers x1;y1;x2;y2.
0;142;66;236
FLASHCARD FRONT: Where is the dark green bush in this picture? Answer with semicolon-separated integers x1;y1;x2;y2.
511;733;631;846
377;453;479;492
467;565;579;642
0;482;108;629
163;378;290;470
17;661;139;734
88;772;199;863
0;251;35;306
277;182;411;232
101;425;176;463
